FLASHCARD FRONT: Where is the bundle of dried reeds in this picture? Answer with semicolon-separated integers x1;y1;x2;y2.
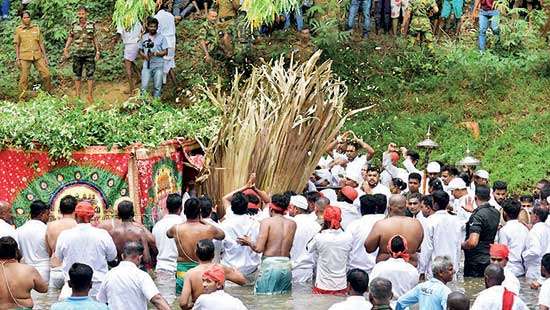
199;51;370;213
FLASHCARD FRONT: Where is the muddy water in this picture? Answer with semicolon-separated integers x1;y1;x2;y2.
32;272;540;309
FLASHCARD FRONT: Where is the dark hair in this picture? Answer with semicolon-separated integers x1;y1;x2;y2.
184;198;201;219
147;17;159;26
246;194;260;215
167;193;182;214
502;199;521;220
390;235;406;253
475;186;491;202
541;187;550;201
77;5;87;12
59;195;77;214
305;191;321;204
231;192;249;215
347;269;369;294
117;201;134;220
493;180;508;192
409;172;422;182
407;192;422;201
373;194;387;214
431;191;449;211
406;150;420;162
30;200;50;219
429;179;444;191
391;178;407;191
21;10;31;18
68;263;93;291
542;253;550;274
458;172;471;186
199;196;214;219
0;237;17;259
348;141;361;151
196;239;215;261
367;166;380;174
422;195;433;209
123;241;144;257
533;206;549;223
441;165;459;176
271;194;290;213
359;195;377;215
519;195;533;203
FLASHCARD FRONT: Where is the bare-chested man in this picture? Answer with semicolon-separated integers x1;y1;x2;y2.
237;193;297;294
179;239;246;309
46;195;78;289
98;201;157;271
365;194;424;267
167;197;225;295
0;236;48;309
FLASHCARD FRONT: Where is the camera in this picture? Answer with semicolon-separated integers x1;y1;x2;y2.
143;39;155;49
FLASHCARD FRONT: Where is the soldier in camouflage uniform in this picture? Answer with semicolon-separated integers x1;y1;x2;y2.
404;0;439;49
62;6;100;103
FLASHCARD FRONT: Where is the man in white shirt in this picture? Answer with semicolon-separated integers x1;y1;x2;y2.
538;253;550;310
97;241;171;310
289;195;321;282
116;21;143;93
15;200;51;282
192;264;247;310
347;194;386;273
489;243;520;295
522;206;550;289
419;191;462;279
490;180;508;210
308;205;353;295
426;162;441;189
56;201;118;299
152;193;184;279
360;166;391;202
448;177;474;226
471;264;527;310
380;148;406;187
154;3;176;86
334;186;360;229
497;199;528;277
370;235;419;299
440;165;458;195
329;269;372;310
329;140;374;183
0;201;15;239
220;192;260;282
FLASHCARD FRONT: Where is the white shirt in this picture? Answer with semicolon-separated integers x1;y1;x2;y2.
308;229;353;291
333;201;360;230
539;278;550;307
352;183;392;209
116;22;143;44
97;261;159;310
56;223;117;283
152;214;184;272
471;285;528;310
497;220;529;276
15;219;49;269
421;210;462;277
347;214;385;273
154;9;176;47
328;296;373;310
523;221;550;282
290;214;321;264
503;267;521;295
220;214;261;276
370;258;419;299
192;290;247;310
0;219;16;239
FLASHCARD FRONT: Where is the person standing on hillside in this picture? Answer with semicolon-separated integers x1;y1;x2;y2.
472;0;500;52
62;6;100;103
139;17;168;98
115;21;143;94
14;10;52;99
154;3;177;89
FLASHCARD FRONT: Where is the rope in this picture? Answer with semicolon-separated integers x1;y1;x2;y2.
1;260;26;308
175;224;199;264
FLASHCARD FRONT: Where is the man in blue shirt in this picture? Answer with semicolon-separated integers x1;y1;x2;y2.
139;17;168;98
395;255;454;310
51;263;109;310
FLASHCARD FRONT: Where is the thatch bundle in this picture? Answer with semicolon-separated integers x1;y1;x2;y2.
200;51;368;213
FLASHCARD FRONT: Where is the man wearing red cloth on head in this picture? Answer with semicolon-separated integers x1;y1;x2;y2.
192;264;247;310
471;264;527;310
489;243;520;295
307;205;353;296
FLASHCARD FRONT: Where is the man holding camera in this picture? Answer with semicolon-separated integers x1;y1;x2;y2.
139;17;168;98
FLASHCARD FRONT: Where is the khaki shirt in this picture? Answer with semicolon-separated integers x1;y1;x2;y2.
14;24;44;61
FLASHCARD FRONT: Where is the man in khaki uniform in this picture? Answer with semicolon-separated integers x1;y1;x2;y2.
14;11;52;99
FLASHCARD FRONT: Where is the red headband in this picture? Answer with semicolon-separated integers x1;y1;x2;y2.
323;206;342;230
387;234;410;262
490;243;509;259
269;203;287;214
74;201;95;220
202;265;225;283
248;202;260;210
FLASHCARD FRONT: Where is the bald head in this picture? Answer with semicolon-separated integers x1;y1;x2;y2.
484;264;505;288
389;194;407;216
0;201;12;222
447;291;470;310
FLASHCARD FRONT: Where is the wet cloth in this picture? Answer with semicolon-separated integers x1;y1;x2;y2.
254;256;292;295
471;285;527;310
176;261;198;294
15;219;50;282
497;219;529;276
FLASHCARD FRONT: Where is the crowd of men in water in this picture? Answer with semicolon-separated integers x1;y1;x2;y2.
1;134;550;309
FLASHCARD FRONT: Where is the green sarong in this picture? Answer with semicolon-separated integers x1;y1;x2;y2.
176;261;199;295
254;256;292;295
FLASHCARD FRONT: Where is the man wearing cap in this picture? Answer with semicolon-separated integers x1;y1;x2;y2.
370;235;419;299
473;169;490;193
448;177;475;225
489;243;520;294
237;193;296;295
426;162;441;193
497;199;528;277
55;201;118;299
522;206;550;289
288;195;321;283
334;186;361;229
192;264;247;309
307;206;353;295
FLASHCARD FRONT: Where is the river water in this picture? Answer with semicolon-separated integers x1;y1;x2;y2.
32;271;540;309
